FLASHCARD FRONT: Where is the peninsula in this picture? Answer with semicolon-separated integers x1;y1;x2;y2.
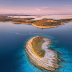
26;36;60;71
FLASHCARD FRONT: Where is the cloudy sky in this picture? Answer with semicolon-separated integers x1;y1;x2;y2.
0;0;72;15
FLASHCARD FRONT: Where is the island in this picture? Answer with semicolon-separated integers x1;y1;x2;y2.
25;36;60;71
32;19;63;29
0;16;72;29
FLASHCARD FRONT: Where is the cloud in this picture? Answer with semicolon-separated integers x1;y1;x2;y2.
64;5;72;6
36;8;41;11
36;7;51;11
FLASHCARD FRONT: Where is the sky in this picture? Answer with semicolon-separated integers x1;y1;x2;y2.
0;0;72;15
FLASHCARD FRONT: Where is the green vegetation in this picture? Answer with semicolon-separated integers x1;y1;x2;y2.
33;19;61;26
0;16;12;22
31;36;45;58
0;16;35;23
11;18;62;26
11;18;35;24
60;18;72;22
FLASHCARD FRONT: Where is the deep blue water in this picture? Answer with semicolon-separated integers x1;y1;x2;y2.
0;22;72;72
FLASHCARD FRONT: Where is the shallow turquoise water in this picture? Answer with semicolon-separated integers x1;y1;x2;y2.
0;22;72;72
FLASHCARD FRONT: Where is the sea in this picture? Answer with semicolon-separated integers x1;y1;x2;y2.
0;15;72;72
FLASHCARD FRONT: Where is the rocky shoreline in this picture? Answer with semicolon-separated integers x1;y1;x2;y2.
25;36;60;71
32;23;64;29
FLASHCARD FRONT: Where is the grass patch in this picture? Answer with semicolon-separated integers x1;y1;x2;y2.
31;36;45;58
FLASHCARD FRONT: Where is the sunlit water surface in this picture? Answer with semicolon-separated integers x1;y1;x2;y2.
0;21;72;72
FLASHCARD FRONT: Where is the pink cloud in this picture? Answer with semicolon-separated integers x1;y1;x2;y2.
0;8;72;15
36;7;51;11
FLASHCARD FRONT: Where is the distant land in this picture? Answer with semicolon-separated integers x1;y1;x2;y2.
0;15;72;29
0;14;35;16
0;14;72;16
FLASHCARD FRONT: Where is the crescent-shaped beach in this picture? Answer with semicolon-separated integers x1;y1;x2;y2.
25;36;59;71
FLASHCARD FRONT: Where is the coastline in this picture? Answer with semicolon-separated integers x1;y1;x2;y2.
10;21;32;24
32;23;64;29
25;36;60;71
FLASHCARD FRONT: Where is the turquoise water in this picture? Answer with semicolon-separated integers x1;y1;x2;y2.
0;22;72;72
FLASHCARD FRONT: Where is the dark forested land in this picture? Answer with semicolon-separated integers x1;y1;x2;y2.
11;18;35;24
60;18;72;22
0;16;12;22
0;16;35;22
